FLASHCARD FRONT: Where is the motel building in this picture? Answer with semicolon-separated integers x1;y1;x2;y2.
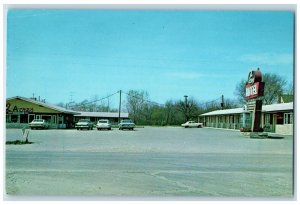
6;96;129;129
74;112;129;124
199;102;293;135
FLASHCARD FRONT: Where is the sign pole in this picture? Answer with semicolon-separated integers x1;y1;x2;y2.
244;68;265;135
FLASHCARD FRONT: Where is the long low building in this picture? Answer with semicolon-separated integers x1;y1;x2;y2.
199;102;293;135
74;111;129;124
6;96;129;128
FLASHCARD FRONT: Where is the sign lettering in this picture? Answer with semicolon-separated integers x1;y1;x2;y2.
245;82;264;99
6;103;11;112
6;104;33;113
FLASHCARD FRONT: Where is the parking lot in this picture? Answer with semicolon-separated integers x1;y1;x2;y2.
5;127;294;198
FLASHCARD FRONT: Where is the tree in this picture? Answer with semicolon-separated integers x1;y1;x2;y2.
176;98;199;122
164;100;176;125
126;90;150;123
223;98;239;109
285;82;294;95
56;102;66;108
234;72;287;105
234;79;248;105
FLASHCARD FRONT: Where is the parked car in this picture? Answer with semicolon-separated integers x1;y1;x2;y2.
29;119;49;130
96;119;112;130
75;119;94;130
119;119;135;130
181;121;203;128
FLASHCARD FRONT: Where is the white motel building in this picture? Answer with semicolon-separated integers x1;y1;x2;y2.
199;102;293;135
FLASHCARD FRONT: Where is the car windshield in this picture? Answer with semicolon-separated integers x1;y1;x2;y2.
79;119;89;122
98;120;109;123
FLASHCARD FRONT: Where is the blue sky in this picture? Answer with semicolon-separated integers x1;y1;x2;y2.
6;10;294;108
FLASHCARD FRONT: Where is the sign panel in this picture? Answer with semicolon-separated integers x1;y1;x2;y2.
6;103;34;114
245;82;264;99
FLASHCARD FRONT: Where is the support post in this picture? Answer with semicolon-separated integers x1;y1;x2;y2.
118;90;122;123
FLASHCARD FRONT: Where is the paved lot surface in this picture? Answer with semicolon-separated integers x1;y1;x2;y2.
5;127;294;198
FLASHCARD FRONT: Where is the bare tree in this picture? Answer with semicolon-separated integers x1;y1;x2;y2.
176;98;199;122
285;82;294;95
234;72;287;105
126;90;149;123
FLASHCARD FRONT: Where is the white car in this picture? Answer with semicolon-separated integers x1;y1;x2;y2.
75;119;94;130
96;119;112;130
29;119;49;129
181;121;203;128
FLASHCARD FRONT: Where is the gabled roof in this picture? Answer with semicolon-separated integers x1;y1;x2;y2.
200;102;293;116
74;111;129;118
7;96;80;114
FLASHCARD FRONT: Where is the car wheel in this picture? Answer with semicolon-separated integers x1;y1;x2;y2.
185;126;188;128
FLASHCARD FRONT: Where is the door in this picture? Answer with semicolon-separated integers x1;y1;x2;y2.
28;114;35;123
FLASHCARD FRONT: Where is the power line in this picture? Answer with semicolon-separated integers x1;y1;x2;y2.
77;91;120;106
123;91;165;107
198;96;222;106
75;89;222;109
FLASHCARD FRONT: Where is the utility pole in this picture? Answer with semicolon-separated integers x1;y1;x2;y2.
118;90;122;123
184;95;188;121
221;95;224;110
107;97;110;112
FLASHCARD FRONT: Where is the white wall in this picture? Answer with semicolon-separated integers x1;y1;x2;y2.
275;124;293;135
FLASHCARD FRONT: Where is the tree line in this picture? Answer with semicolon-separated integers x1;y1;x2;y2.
56;72;293;126
125;90;238;126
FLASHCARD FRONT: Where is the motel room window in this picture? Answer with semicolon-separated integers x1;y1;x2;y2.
284;113;293;124
276;113;284;125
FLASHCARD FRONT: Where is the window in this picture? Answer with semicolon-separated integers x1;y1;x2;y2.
42;115;52;123
284;113;293;124
20;114;28;123
276;113;284;125
10;115;18;123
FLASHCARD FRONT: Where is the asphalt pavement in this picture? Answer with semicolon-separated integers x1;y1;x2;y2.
5;127;294;198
